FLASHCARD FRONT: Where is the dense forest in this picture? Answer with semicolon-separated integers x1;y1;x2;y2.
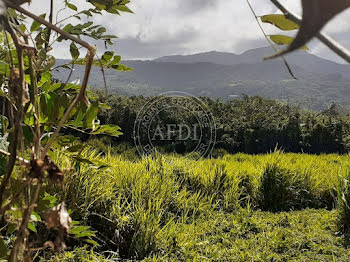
95;94;350;155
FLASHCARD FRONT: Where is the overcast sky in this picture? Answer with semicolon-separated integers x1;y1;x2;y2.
27;0;350;63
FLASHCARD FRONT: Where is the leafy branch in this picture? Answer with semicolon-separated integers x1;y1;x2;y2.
0;0;130;260
246;0;297;79
267;0;350;63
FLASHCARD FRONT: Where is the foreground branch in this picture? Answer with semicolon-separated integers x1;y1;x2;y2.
0;149;30;164
269;0;350;63
0;17;26;208
9;181;42;262
6;2;97;157
246;0;297;79
5;2;95;52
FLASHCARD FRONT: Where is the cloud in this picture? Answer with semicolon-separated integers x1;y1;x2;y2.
175;0;218;15
98;0;279;54
24;0;350;63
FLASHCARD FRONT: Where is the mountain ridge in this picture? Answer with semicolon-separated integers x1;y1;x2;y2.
54;46;350;111
153;47;350;77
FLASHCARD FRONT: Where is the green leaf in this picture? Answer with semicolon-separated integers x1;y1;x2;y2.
42;92;57;121
72;156;94;165
112;64;133;71
99;103;111;110
269;0;350;57
42;83;61;93
0;63;10;75
43;193;57;208
102;51;114;62
90;1;106;10
25;74;31;85
76;231;95;237
261;14;299;31
70;226;91;235
63;83;81;91
18;24;26;34
96;26;107;34
31;211;41;222
84;101;99;129
30;13;46;32
70;42;80;61
63;24;73;33
74;52;132;71
40;193;58;209
6;224;16;235
91;124;122;137
114;5;133;13
66;1;78;11
67;144;85;153
28;222;37;233
111;55;121;65
0;237;7;259
0;116;9;131
269;35;308;50
38;72;52;87
101;34;117;40
84;239;99;246
89;0;132;14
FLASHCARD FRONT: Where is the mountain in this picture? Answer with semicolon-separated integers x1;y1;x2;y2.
154;51;241;65
54;47;350;111
155;47;350;78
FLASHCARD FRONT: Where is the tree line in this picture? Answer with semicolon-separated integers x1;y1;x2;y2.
96;94;350;155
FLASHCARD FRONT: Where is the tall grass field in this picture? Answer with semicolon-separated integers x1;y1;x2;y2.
38;148;350;261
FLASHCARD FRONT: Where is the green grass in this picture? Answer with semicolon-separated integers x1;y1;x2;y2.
42;149;350;261
147;209;350;261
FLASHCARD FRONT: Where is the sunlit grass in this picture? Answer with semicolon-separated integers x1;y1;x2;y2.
46;148;350;260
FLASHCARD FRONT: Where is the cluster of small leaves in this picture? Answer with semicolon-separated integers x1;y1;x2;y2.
265;0;350;59
23;74;123;138
63;0;133;47
0;3;130;141
87;0;133;15
60;22;116;46
75;51;132;71
260;14;308;50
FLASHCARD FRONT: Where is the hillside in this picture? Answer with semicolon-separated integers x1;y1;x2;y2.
54;47;350;111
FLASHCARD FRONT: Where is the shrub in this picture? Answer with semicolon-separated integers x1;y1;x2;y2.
258;161;292;212
258;153;316;212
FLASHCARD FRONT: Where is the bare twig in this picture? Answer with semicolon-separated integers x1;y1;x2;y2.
0;149;30;164
65;63;75;85
3;29;15;128
25;36;41;158
45;0;54;53
269;0;350;63
1;97;6;135
4;29;14;69
95;54;108;94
